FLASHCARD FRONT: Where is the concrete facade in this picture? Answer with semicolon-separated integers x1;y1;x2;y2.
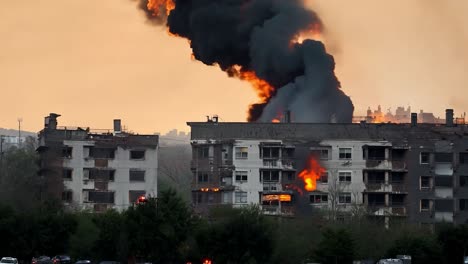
38;114;158;212
188;116;468;226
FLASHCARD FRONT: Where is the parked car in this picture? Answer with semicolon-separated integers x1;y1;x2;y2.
52;256;71;264
0;257;18;264
32;256;53;264
74;261;92;264
377;259;403;264
99;261;120;264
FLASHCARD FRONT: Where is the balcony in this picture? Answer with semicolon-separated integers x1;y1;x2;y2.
262;205;294;217
263;159;279;168
391;161;408;171
365;182;407;193
366;160;391;170
281;159;295;170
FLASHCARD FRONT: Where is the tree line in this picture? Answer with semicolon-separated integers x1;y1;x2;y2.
2;145;468;263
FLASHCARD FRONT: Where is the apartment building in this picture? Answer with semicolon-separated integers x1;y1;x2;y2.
188;110;468;226
37;113;158;212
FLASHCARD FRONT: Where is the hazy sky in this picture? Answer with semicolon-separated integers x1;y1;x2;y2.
1;0;467;134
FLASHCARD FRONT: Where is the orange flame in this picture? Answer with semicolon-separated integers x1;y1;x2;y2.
291;22;323;46
228;66;275;103
298;156;325;192
147;0;175;16
272;118;281;123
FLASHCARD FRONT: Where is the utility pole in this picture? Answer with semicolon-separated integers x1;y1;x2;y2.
17;117;22;147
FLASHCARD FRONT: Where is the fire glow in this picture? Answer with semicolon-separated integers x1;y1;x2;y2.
298;156;325;192
291;23;323;45
147;0;175;16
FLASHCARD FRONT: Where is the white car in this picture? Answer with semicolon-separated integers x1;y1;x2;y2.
0;257;18;264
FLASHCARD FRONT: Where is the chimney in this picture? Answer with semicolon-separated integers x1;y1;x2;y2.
446;109;454;127
411;113;417;126
284;110;291;123
113;119;122;133
45;113;60;130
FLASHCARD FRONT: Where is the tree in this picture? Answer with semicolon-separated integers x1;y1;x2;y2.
203;206;275;264
314;228;355;264
93;209;125;261
438;224;468;264
124;189;195;263
387;234;443;264
69;213;99;260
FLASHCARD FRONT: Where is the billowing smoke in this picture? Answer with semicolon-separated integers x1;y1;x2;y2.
138;0;354;122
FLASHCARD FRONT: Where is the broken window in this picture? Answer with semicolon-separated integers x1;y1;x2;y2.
420;176;432;190
62;190;73;202
62;146;72;158
235;191;247;203
130;150;145;160
235;147;248;159
420;152;429;164
339;148;352;160
63;168;73;180
235;171;248;182
311;149;329;160
310;194;328;204
129;169;145;182
338;171;352;183
367;147;386;160
338;193;351;204
129;190;146;204
89;147;115;159
318;171;328;183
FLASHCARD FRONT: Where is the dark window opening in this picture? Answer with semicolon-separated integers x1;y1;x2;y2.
261;170;280;182
63;168;73;180
87;191;114;204
310;194;328;204
420;152;429;164
420;176;432;189
129;170;145;182
367;147;386;160
85;169;115;181
197;172;209;183
262;147;280;159
434;176;452;187
62;146;72;158
319;171;328;183
435;153;453;163
420;199;430;211
311;149;329;160
89;147;115;159
62;190;72;202
130;150;145;160
390;195;405;206
434;199;453;212
460;152;468;164
460;176;468;187
198;147;209;159
367;171;385;184
368;194;385;206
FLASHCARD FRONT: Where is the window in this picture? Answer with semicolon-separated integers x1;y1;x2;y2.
85;190;115;204
198;147;209;158
63;168;73;180
261;170;280;182
62;146;72;158
262;147;280;159
235;191;248;203
310;194;328;204
420;199;430;211
62;190;73;202
129;190;146;203
235;147;248;159
130;150;145;160
420;176;432;190
235;171;248;182
197;172;209;183
89;147;115;159
420;152;429;164
435;153;453;163
84;169;115;181
338;193;351;204
129;170;145;182
311;149;329;160
339;148;352;160
283;171;295;181
460;176;468;187
338;171;352;183
460;199;468;211
318;171;328;183
460;152;468;164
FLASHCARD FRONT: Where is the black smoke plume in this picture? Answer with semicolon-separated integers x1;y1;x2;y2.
138;0;354;122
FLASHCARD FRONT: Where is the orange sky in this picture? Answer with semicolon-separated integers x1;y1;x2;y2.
1;0;467;134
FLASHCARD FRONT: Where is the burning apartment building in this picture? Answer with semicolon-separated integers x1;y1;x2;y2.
188;110;468;227
37;113;158;212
